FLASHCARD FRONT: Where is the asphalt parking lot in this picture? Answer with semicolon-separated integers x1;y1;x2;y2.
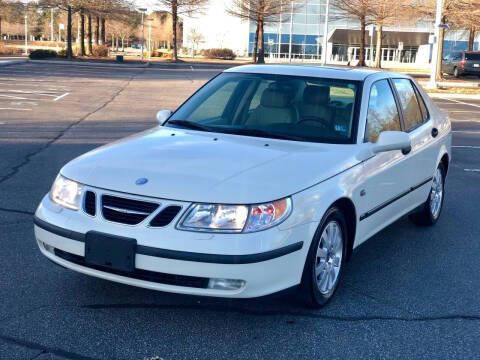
0;62;479;360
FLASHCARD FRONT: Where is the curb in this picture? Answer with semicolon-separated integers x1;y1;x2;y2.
0;59;28;67
427;92;480;100
28;59;151;68
419;81;480;89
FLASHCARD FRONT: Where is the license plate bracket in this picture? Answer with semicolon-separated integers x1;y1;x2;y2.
85;231;136;272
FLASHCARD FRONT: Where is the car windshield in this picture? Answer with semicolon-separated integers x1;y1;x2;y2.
166;72;360;144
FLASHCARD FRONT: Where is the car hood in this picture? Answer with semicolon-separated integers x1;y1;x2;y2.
61;127;362;204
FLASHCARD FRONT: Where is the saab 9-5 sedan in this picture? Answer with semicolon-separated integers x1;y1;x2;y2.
34;65;451;307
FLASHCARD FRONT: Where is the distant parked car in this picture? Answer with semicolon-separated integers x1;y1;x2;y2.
132;44;141;49
442;51;480;78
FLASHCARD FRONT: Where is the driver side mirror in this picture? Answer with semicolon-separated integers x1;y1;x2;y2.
371;131;411;154
156;110;172;125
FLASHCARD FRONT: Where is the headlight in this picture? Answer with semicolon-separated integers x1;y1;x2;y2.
178;198;292;233
49;175;84;210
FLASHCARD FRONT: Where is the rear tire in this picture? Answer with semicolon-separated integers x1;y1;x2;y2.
299;207;347;308
409;163;445;226
454;67;460;78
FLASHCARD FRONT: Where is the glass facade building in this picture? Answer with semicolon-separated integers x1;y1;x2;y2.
249;1;331;60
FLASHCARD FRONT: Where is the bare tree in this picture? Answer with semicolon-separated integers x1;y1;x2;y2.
368;0;412;68
187;27;204;55
331;0;372;67
448;0;480;51
156;0;208;61
228;0;296;64
412;0;477;79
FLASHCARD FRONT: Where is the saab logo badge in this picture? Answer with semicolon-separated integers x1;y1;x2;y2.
135;178;148;185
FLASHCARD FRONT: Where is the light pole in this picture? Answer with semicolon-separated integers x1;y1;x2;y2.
138;8;147;62
321;0;330;65
429;0;444;88
24;14;28;55
147;18;153;60
50;8;54;41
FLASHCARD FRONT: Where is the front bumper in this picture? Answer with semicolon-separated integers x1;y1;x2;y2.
34;194;313;298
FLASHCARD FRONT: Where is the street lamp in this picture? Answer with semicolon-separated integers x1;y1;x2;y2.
138;8;147;62
429;0;444;88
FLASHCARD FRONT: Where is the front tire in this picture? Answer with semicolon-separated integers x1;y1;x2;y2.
409;163;445;226
299;207;347;308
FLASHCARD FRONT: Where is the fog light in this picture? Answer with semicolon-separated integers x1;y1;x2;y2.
207;278;245;290
42;241;55;254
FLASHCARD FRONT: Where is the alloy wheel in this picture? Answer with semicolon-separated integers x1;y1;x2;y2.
315;221;343;295
429;168;444;219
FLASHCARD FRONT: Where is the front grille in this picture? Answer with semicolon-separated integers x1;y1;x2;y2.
149;206;182;227
84;191;96;216
53;248;209;289
101;195;159;225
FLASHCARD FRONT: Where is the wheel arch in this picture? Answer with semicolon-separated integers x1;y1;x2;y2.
330;197;357;262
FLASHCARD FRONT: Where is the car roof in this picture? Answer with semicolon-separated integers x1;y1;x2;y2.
225;64;389;81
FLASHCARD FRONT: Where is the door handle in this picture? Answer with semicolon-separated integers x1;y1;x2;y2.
431;128;439;138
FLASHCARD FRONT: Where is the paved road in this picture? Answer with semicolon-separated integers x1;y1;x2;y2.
0;63;479;360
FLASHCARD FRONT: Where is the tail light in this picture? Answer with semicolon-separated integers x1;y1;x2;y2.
460;60;466;67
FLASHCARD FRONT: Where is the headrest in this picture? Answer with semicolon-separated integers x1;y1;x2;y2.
303;86;330;105
260;87;294;108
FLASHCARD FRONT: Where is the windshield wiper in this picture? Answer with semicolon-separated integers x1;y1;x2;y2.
166;120;212;132
220;128;303;141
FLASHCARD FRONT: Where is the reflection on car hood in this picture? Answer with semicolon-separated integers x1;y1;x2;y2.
61;127;362;204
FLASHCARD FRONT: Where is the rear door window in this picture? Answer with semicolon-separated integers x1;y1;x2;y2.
392;79;424;131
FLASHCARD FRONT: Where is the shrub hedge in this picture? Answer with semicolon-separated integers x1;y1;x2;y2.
203;48;236;60
29;49;58;59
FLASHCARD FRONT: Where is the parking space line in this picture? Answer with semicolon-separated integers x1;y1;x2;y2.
443;98;480;109
453;145;480;149
452;130;480;134
54;93;69;101
464;169;480;172
0;107;31;111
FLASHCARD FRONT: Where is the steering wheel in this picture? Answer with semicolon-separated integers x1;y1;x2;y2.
297;116;331;129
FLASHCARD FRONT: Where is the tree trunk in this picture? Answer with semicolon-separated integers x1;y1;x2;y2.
374;23;383;68
67;6;73;59
257;19;265;64
436;24;445;81
358;17;366;67
252;22;259;63
468;27;475;51
101;18;106;45
80;10;85;56
87;14;92;55
122;37;125;51
0;16;2;39
171;1;178;61
95;16;100;45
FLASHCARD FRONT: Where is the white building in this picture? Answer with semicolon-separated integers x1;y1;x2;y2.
182;0;480;66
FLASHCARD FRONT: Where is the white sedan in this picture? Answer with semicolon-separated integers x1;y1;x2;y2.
34;65;451;307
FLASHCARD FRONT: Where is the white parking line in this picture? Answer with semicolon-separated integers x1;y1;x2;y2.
452;130;480;134
444;98;480;109
0;107;31;111
464;169;480;172
453;145;480;149
54;92;69;101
